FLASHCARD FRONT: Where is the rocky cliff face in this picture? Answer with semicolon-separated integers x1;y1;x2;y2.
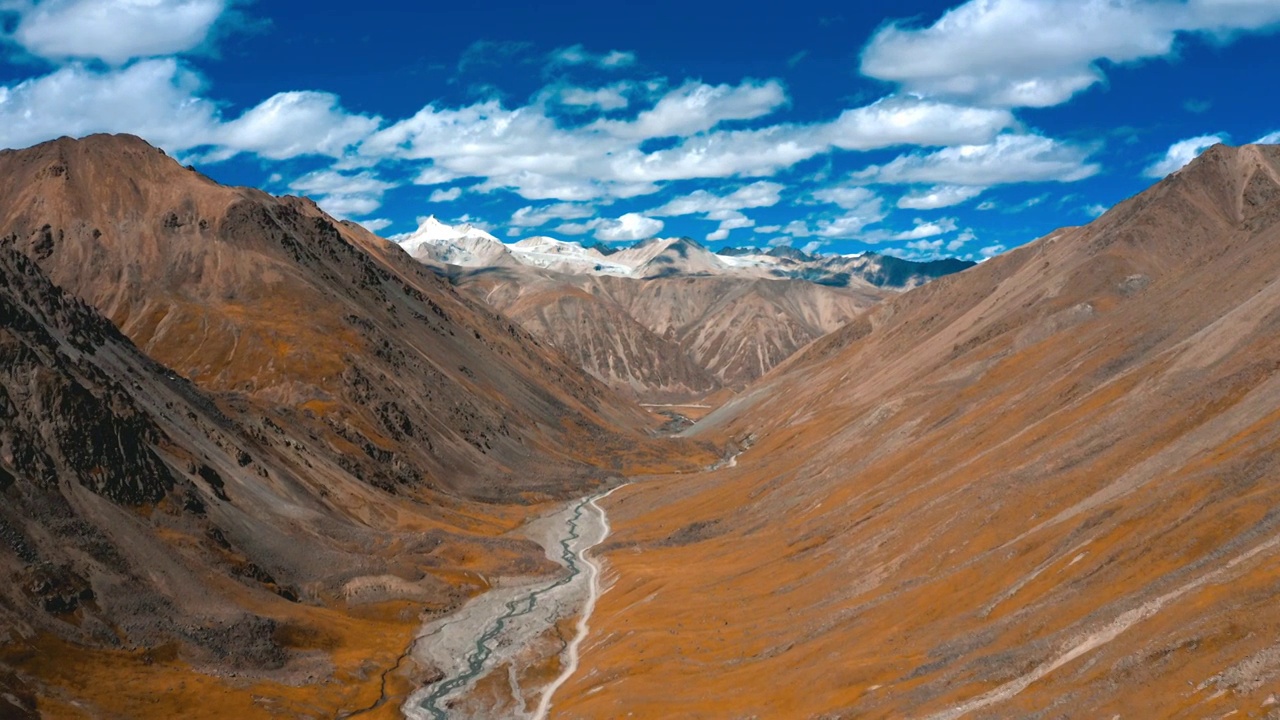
0;248;175;505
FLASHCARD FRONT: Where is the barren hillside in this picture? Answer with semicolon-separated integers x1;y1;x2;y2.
555;144;1280;718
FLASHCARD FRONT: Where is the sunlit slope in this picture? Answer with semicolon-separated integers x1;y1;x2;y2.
0;134;687;499
558;144;1280;718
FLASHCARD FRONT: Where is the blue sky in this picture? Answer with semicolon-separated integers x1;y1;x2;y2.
1;0;1279;261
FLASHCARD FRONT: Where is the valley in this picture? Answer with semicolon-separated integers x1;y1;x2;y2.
5;133;1280;720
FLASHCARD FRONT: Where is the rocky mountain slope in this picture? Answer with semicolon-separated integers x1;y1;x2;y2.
0;134;666;498
446;265;885;403
555;144;1280;718
0;134;712;718
414;228;971;403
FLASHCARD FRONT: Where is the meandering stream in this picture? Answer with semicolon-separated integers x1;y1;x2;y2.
403;485;621;719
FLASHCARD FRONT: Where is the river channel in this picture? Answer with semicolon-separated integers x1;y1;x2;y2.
402;485;621;719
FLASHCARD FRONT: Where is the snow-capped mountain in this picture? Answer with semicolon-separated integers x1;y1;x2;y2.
393;217;973;289
395;216;515;267
507;236;634;275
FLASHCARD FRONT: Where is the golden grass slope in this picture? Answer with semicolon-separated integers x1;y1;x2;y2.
553;144;1280;718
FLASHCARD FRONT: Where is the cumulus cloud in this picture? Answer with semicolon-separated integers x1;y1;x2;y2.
907;238;944;252
705;209;755;241
591;212;663;241
412;165;461;186
510;202;596;227
1258;130;1280;144
651;181;783;216
861;0;1280;108
429;187;462;202
894;217;958;240
812;185;881;211
358;218;392;233
0;58;382;163
6;0;225;64
311;194;381;218
0;59;215;151
592;80;788;139
1143;134;1226;177
289;169;395;218
816;208;888;239
211;91;379;161
853;133;1099;186
897;184;986;209
825;96;1013;150
947;230;976;251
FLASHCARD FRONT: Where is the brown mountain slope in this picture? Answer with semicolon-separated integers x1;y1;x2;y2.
0;135;715;717
0;134;680;499
450;265;885;403
553;144;1280;718
503;283;721;402
0;244;543;716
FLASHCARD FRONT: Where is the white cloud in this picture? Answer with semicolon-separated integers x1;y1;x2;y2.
510;202;596;227
861;0;1280;108
289;169;395;219
907;238;944;251
592;80;788;139
816;208;888;239
1085;203;1109;217
825;96;1013;150
853;133;1099;186
289;169;394;197
592;212;663;241
211;91;380;161
947;230;976;251
0;59;217;152
897;184;986;209
429;187;462;202
554;212;662;240
893;217;958;240
558;84;631;111
358;218;392;233
651;180;784;216
783;220;813;238
413;165;462;186
549;45;637;69
1257;130;1280;144
812;185;881;211
705;209;755;241
1143;134;1226;177
8;0;225;64
979;244;1007;259
607;124;829;183
313;194;381;218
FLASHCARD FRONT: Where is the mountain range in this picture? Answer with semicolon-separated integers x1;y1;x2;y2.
7;134;1280;719
398;217;972;402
